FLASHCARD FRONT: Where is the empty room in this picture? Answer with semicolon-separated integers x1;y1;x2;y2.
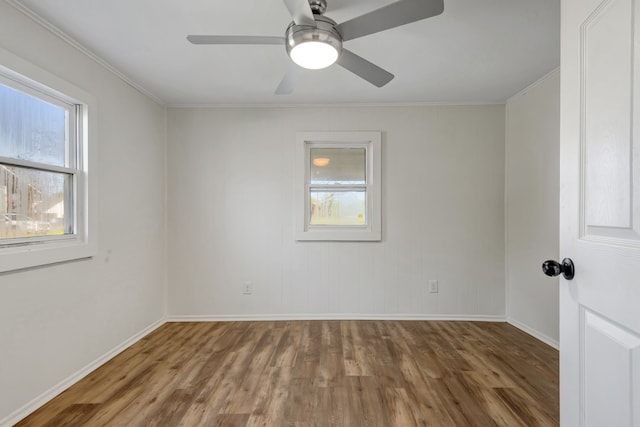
1;0;638;426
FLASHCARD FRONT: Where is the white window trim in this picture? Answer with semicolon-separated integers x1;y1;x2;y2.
0;46;97;272
295;131;381;241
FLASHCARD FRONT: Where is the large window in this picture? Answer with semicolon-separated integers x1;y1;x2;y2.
0;47;96;272
0;80;75;240
295;131;381;241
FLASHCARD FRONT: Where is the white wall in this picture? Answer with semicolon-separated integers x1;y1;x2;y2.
505;70;560;346
167;105;506;319
0;3;167;424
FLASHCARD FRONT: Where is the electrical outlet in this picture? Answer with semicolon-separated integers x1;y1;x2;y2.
428;280;439;293
242;281;253;295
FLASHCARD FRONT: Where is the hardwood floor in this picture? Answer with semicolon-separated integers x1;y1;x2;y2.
17;321;559;426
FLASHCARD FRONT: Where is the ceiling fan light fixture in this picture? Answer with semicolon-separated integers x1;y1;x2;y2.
290;41;339;69
285;15;343;70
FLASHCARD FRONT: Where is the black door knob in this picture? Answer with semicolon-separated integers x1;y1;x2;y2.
542;258;575;280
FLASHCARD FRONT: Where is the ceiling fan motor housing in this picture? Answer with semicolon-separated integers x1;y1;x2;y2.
308;0;327;15
285;15;343;62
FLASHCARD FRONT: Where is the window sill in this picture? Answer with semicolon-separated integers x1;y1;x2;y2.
295;228;381;242
0;237;96;272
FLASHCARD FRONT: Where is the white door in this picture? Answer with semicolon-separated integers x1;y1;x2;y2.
561;0;640;425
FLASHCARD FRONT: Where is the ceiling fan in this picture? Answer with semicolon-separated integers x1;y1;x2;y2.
187;0;444;94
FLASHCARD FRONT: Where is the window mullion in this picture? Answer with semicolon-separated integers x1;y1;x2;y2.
0;156;79;175
308;184;367;192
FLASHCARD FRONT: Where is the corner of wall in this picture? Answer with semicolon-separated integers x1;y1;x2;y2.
163;106;169;321
504;104;511;321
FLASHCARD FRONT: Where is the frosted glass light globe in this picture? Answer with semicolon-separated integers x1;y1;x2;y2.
290;41;339;70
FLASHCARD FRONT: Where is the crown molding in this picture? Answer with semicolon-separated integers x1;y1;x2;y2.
167;100;506;109
506;66;560;104
6;0;166;106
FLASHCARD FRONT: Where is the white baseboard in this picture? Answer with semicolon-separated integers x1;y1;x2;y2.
168;313;507;322
0;318;166;427
507;317;559;350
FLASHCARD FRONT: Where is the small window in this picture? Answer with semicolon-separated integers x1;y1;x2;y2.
295;131;381;241
0;47;96;272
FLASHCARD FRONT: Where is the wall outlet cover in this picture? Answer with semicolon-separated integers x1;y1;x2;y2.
428;280;439;293
242;281;252;295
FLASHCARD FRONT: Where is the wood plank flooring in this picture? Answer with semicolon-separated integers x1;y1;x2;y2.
16;321;559;426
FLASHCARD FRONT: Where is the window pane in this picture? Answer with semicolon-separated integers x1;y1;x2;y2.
310;148;365;184
0;83;67;167
0;165;70;239
310;190;366;225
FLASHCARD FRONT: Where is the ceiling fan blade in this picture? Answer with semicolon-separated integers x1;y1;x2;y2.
336;0;444;41
275;65;303;95
187;35;285;45
282;0;317;27
336;49;394;87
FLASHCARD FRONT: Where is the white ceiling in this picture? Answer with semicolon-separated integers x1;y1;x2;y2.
12;0;560;106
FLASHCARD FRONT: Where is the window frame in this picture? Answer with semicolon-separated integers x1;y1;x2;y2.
295;131;381;241
0;47;97;272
